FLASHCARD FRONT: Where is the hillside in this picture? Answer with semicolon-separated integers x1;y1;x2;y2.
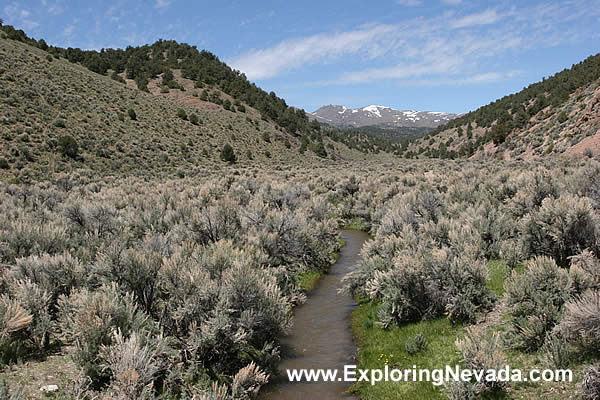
310;104;459;129
406;53;600;159
0;29;369;182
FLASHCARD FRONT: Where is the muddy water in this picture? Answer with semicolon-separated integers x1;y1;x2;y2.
260;230;371;400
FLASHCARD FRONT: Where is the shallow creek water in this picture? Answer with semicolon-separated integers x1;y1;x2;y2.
260;229;371;400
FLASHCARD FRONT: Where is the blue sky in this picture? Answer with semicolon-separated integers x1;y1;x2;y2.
3;0;600;113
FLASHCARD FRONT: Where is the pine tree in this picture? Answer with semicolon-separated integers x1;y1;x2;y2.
220;144;236;164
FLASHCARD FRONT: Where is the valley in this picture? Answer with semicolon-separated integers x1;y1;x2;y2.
1;17;600;400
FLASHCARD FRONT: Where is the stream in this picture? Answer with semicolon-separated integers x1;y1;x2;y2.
260;229;371;400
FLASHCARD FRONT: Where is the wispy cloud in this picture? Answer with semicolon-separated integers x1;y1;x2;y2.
449;9;504;29
63;25;74;36
441;0;462;5
396;0;423;6
155;0;171;9
230;2;594;87
3;3;40;30
397;71;522;87
230;24;396;79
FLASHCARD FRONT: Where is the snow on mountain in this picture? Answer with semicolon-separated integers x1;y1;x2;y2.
310;105;461;129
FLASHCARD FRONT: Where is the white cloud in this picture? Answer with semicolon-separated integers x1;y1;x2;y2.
230;24;396;79
396;0;423;6
449;9;502;29
441;0;462;5
155;0;171;9
230;1;597;87
3;3;40;30
63;25;74;36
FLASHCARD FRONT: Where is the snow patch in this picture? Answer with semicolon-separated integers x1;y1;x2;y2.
362;105;389;118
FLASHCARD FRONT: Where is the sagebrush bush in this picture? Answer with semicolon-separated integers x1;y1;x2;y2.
455;327;507;393
101;330;170;400
0;379;24;400
582;364;600;400
558;290;600;353
405;333;428;355
5;279;52;350
0;296;32;364
504;256;571;351
230;362;269;400
364;248;493;326
506;170;559;218
10;252;83;308
57;283;151;386
92;246;163;314
543;330;571;369
570;250;600;295
520;194;598;266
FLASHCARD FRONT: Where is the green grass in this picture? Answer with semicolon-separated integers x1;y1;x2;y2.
343;217;370;231
298;270;322;291
351;302;464;400
487;260;526;296
487;260;509;296
297;238;346;291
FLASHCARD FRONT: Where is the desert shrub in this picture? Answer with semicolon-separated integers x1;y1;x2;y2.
0;380;24;400
569;250;600;295
0;158;9;169
57;283;151;386
455;327;507;394
465;202;515;259
5;279;52;351
53;118;67;128
557;290;600;353
582;364;600;400
366;255;429;326
64;202;117;238
378;203;421;236
504;256;571;351
157;243;221;337
364;249;493;327
0;218;69;262
230;362;269;400
189;200;241;245
557;110;568;123
189;113;199;125
217;261;291;348
520;194;598;266
58;135;79;159
92;246;163;314
0;296;32;364
499;239;525;269
10;252;83;309
543;330;571;369
100;330;170;400
444;378;482;400
405;333;428;355
443;254;494;323
506;170;559;218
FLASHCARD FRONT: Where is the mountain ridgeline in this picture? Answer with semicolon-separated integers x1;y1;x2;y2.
0;24;316;136
311;104;459;129
410;52;600;159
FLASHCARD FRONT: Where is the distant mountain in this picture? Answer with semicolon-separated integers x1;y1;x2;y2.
310;105;460;129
